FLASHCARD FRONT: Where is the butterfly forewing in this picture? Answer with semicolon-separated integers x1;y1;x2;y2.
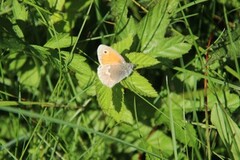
97;45;125;65
97;44;133;88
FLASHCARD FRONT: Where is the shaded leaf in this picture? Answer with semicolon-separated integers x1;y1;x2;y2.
62;51;96;90
29;45;52;60
8;53;27;71
96;84;133;123
208;26;240;65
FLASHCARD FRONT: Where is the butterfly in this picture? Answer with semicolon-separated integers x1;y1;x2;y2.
97;44;133;88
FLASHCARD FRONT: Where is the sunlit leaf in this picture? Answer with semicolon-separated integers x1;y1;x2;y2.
44;33;78;49
126;52;159;69
121;72;158;97
137;0;178;52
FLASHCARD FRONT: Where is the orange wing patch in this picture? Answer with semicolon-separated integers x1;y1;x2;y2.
100;51;125;65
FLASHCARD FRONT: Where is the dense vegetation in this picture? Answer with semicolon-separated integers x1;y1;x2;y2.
0;0;240;159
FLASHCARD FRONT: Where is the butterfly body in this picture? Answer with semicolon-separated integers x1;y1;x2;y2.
97;44;133;88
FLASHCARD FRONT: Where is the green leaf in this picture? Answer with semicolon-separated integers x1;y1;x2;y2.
62;51;96;90
208;26;240;65
211;105;240;159
47;0;65;10
148;34;192;59
44;33;78;49
137;0;178;52
13;0;28;21
111;35;133;54
111;0;137;40
29;45;52;60
146;130;173;157
126;52;160;69
121;72;158;97
96;84;134;123
19;66;42;87
8;53;27;71
156;93;197;147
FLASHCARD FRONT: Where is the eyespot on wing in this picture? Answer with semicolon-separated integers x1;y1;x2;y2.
97;44;125;65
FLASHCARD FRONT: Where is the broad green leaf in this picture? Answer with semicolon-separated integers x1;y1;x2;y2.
111;0;136;40
146;130;173;157
29;45;52;60
48;0;65;10
13;0;28;21
148;34;192;59
211;105;240;159
119;123;174;158
9;54;27;71
63;0;92;31
0;17;25;52
19;66;42;87
62;51;96;91
137;0;178;52
126;52;159;69
134;0;192;59
44;33;78;49
121;72;158;97
156;93;197;147
207;90;239;112
111;35;133;54
96;84;133;123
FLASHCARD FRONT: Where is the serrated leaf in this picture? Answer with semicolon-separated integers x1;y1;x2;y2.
96;84;133;123
13;0;28;21
134;0;191;59
126;52;159;69
137;0;178;52
121;72;158;97
44;33;77;49
111;35;133;54
62;51;96;89
147;34;192;59
111;0;136;40
211;105;240;159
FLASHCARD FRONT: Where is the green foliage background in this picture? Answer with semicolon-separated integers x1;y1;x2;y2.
0;0;240;159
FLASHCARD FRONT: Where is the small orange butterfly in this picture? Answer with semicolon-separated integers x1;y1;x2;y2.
97;45;133;88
